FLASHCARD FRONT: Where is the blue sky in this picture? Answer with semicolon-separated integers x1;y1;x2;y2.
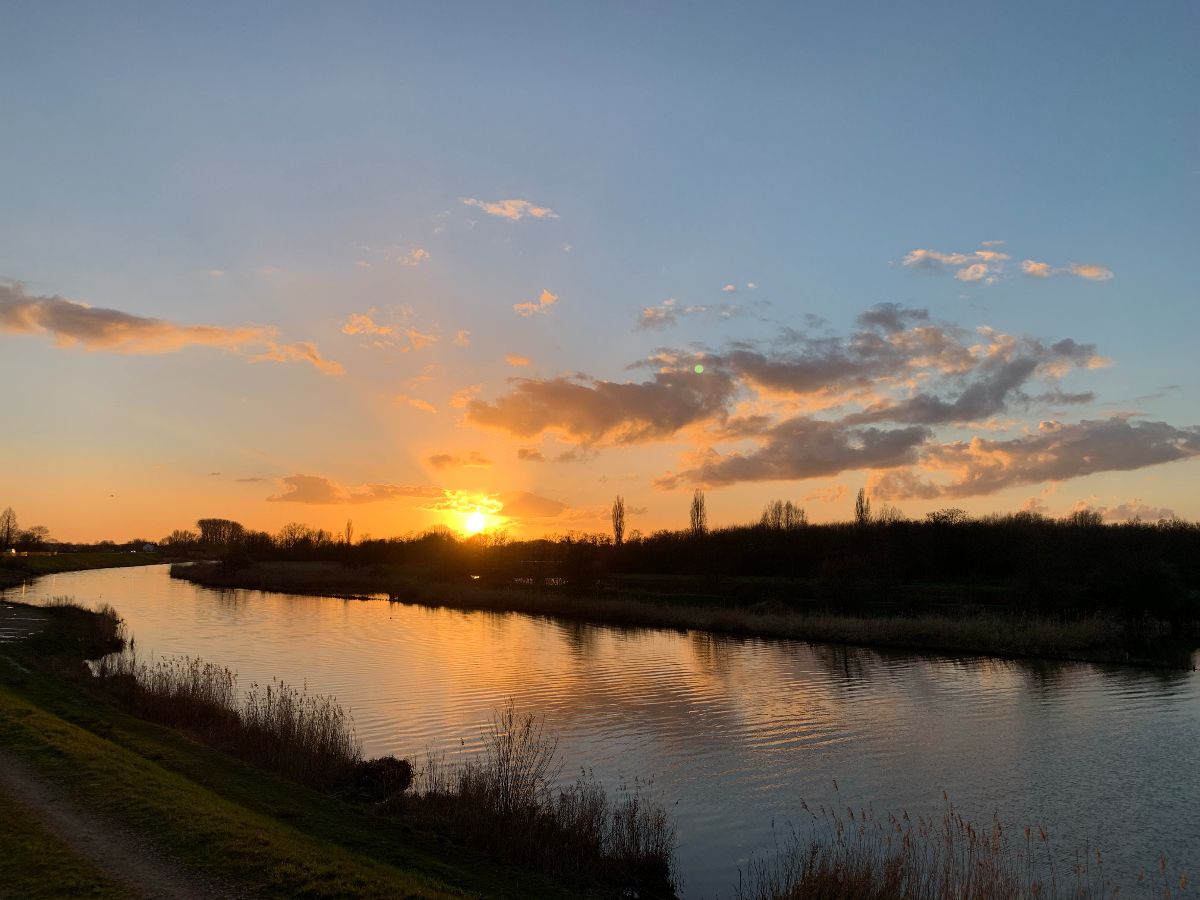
2;1;1198;539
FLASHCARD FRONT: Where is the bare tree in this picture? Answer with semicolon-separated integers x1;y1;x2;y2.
344;518;355;545
760;500;808;530
611;496;626;547
854;488;872;526
690;489;708;535
0;507;18;549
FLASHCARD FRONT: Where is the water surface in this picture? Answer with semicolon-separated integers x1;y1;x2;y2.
8;565;1198;897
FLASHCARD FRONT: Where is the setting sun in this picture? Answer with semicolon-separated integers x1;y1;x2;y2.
464;511;486;535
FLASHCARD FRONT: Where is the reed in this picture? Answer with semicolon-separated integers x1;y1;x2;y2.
407;701;678;897
735;796;1192;900
92;650;363;790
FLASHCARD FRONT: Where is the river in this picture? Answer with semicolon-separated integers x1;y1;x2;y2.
6;564;1198;897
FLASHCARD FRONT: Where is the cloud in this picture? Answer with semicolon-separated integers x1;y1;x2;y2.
249;342;345;376
427;451;493;470
267;474;442;505
399;248;430;267
460;198;559;220
1068;263;1114;281
462;302;1198;499
233;476;267;483
805;483;848;503
1;282;343;375
453;330;471;347
506;353;531;367
905;246;1112;286
396;394;437;414
517;447;545;462
466;369;738;445
722;284;738;293
404;328;437;351
1021;260;1114;281
655;418;931;489
870;418;1200;500
903;248;1009;285
449;384;483;409
497;491;568;518
513;289;559;317
637;298;710;330
342;311;394;336
209;269;225;278
1072;499;1178;523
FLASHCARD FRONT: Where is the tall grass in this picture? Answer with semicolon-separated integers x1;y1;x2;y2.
408;701;678;897
92;651;364;790
736;795;1192;900
29;596;126;658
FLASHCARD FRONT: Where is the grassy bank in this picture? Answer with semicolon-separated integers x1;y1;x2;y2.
0;551;167;590
0;602;647;899
1;600;676;898
173;561;1188;668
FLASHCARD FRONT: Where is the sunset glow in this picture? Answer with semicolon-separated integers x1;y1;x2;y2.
0;3;1196;545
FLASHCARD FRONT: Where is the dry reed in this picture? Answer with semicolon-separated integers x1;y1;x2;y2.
736;795;1192;900
408;701;678;897
93;650;362;789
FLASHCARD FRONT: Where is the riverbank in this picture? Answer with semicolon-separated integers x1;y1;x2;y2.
172;560;1193;669
0;551;168;591
0;600;629;899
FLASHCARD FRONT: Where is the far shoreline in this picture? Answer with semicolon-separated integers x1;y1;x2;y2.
169;560;1198;671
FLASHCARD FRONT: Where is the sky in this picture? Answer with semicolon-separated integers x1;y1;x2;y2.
1;1;1198;542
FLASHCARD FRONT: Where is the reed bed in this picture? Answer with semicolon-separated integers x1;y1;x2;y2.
736;796;1192;900
92;650;363;790
407;701;678;897
173;562;1139;664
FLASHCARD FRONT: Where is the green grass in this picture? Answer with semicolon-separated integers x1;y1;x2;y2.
0;793;133;900
0;552;167;590
0;630;593;898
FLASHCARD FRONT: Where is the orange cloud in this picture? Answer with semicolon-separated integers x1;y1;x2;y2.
460;197;559;220
506;353;531;366
396;394;437;414
267;474;442;504
427;451;493;469
513;289;559;317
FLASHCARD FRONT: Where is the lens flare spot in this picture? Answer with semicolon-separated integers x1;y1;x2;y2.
694;364;705;374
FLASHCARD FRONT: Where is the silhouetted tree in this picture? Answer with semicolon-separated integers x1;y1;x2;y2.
196;518;245;547
344;519;355;545
761;500;807;529
0;507;18;549
926;507;969;525
611;496;626;547
854;489;872;525
690;489;708;535
15;525;50;550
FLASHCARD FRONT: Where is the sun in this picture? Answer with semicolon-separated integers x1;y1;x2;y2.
464;511;487;535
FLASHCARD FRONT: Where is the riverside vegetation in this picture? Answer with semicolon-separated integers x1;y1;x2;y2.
1;594;678;898
165;500;1200;667
2;595;1190;899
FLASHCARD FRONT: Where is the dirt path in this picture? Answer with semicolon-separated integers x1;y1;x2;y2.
0;748;248;899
